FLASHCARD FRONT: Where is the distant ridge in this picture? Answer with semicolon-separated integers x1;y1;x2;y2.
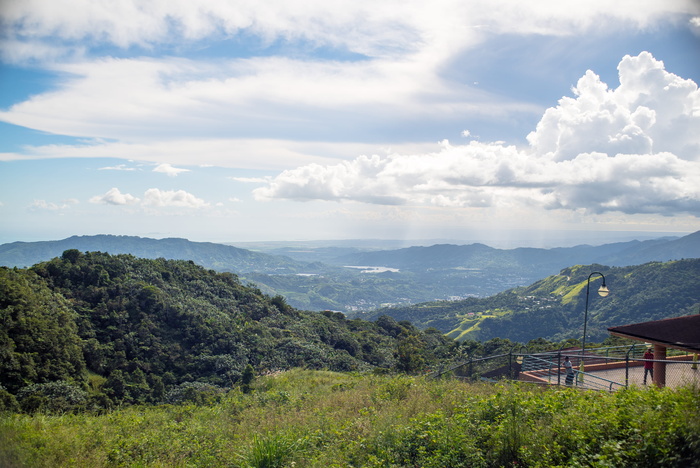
326;231;698;271
0;234;308;273
1;231;698;312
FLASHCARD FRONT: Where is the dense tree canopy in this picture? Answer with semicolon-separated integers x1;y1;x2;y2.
1;251;463;409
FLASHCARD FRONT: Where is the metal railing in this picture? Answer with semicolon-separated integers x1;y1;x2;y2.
432;344;700;391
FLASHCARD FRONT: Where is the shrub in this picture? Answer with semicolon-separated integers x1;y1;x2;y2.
0;387;19;412
238;431;308;468
163;382;226;405
16;381;87;413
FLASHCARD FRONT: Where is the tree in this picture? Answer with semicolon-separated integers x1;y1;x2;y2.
240;364;255;393
0;268;86;393
396;334;426;374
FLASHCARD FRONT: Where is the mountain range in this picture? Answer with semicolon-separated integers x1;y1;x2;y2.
1;231;698;312
359;259;700;343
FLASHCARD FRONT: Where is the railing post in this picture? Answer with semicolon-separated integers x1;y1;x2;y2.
509;350;513;380
625;344;635;388
557;350;562;386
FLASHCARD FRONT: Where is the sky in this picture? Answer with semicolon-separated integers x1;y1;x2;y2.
1;1;700;248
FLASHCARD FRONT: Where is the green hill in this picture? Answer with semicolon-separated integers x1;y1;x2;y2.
361;259;700;343
0;250;455;409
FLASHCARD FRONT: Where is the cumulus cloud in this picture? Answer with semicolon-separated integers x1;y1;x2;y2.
527;52;700;161
255;52;700;216
690;16;700;36
89;187;209;209
89;187;140;205
142;188;209;208
153;163;189;177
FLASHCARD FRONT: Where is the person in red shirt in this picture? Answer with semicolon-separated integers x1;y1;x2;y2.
643;348;654;385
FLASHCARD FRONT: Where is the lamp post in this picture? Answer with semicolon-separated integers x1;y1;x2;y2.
579;272;609;382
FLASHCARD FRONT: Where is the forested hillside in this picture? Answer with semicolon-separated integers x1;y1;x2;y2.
0;250;457;411
362;259;700;343
2;231;698;314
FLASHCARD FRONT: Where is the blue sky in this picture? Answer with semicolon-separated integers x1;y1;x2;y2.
1;1;699;247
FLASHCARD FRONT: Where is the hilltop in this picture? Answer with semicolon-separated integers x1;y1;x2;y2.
361;259;700;343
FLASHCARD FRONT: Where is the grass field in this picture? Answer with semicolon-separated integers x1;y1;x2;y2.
1;369;699;467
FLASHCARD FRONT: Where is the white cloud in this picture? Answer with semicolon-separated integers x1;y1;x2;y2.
153;163;189;177
0;137;439;171
527;52;700;161
2;1;694;146
89;187;140;205
28;198;78;211
142;188;209;208
88;187;209;209
230;177;270;183
690;16;700;36
2;0;695;61
98;164;135;171
0;55;515;144
254;53;700;217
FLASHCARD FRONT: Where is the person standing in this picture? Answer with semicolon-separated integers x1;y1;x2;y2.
564;356;575;386
643;348;654;385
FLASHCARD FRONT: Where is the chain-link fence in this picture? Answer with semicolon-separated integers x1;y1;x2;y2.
433;344;700;391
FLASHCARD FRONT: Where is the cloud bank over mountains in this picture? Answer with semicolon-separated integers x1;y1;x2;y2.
255;53;700;216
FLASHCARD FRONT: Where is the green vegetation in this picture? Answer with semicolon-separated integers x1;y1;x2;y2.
0;250;457;409
2;249;698;466
1;370;698;467
365;260;700;343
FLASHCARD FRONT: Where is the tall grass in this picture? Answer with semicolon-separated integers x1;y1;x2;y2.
1;370;698;467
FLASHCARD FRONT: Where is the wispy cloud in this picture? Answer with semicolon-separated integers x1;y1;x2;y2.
28;198;79;211
99;164;136;171
230;177;270;183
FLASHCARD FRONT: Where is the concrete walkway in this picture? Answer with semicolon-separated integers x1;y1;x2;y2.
583;362;700;389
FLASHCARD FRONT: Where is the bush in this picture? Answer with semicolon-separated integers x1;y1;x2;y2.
163;382;226;405
238;431;309;468
0;387;19;412
16;381;87;413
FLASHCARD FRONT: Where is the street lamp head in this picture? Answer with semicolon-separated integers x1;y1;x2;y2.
597;285;610;297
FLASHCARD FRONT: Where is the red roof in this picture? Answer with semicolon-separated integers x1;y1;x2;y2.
608;314;700;353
